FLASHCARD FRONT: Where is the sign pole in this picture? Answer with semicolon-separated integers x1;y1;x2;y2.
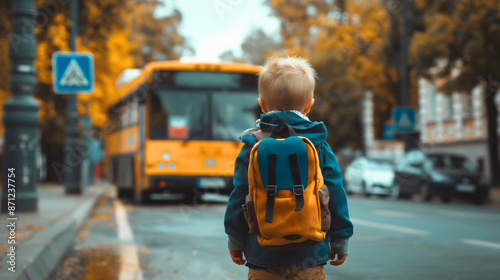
1;0;39;212
80;102;93;189
401;0;411;151
64;0;81;194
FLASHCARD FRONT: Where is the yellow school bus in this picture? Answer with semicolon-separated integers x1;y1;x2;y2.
105;61;261;203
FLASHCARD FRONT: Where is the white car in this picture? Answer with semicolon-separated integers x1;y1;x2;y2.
344;157;395;196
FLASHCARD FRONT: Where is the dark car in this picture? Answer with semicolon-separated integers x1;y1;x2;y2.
392;150;489;203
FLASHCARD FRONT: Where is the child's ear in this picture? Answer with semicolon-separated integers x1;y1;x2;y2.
258;98;269;113
303;98;315;114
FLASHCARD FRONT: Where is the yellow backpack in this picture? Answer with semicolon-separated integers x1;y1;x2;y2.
242;125;331;250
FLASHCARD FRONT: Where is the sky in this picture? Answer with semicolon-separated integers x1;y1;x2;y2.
156;0;280;61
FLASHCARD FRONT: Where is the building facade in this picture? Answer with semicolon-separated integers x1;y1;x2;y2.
418;77;500;182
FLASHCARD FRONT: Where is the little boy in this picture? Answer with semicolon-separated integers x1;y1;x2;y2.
224;57;353;279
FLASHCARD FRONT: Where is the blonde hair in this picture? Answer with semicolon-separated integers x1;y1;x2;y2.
258;56;316;111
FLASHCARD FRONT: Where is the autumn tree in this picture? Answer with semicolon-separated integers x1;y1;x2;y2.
0;1;12;137
267;0;410;149
24;0;137;181
219;28;281;64
368;0;424;140
410;0;500;185
129;0;192;66
241;28;282;64
219;49;244;63
0;0;189;182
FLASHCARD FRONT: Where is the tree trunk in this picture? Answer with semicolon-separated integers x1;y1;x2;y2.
485;90;500;186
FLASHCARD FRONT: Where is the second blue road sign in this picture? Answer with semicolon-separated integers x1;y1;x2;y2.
393;107;416;132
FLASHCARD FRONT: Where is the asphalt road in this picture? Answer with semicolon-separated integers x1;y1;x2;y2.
51;190;500;280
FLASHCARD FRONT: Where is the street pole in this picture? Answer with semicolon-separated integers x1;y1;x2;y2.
80;102;92;189
1;0;39;212
64;0;81;194
400;0;411;151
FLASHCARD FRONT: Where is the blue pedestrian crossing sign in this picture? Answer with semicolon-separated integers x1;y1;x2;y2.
52;52;94;94
383;124;395;140
393;107;416;132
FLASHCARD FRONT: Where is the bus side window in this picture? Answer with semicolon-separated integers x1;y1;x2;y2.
112;103;126;131
108;109;119;132
149;93;167;139
131;100;138;126
122;105;129;128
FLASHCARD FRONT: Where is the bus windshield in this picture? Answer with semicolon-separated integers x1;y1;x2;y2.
149;90;260;140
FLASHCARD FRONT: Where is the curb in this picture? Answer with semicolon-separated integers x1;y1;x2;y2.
2;186;108;280
489;187;500;204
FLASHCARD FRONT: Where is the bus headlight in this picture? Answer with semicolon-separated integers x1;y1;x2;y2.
168;162;176;169
204;159;217;167
163;152;171;161
158;162;165;169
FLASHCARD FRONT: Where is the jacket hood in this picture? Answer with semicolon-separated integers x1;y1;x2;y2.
256;111;328;146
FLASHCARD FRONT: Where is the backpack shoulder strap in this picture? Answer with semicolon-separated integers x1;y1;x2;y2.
288;153;304;211
252;130;272;142
265;153;277;223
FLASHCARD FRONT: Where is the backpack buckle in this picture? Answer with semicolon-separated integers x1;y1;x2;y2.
293;185;304;196
266;185;277;196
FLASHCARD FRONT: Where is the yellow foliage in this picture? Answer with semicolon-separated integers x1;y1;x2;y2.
0;89;10;136
411;0;500;92
270;0;401;146
1;0;186;138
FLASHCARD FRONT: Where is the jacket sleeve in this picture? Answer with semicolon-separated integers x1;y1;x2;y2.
224;137;254;250
319;142;353;254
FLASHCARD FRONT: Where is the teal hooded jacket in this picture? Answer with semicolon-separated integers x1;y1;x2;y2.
224;111;353;268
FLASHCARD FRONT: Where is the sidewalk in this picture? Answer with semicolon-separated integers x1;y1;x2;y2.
0;182;108;280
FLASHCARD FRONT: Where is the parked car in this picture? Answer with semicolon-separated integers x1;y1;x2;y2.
392;150;489;203
344;157;395;197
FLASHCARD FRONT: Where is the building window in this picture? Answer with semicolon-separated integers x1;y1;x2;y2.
445;95;453;119
464;94;472;117
428;81;436;121
447;124;454;136
429;127;438;139
465;127;472;135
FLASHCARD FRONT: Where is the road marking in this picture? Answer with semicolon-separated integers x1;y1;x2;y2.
462;239;500;250
440;210;500;221
351;218;430;236
115;199;143;280
372;210;415;218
